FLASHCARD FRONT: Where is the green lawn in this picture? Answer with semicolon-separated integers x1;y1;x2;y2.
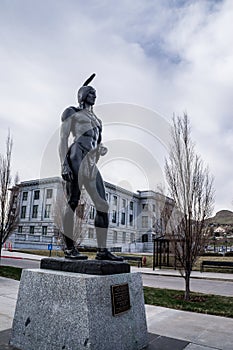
13;249;65;258
144;286;233;318
0;266;22;280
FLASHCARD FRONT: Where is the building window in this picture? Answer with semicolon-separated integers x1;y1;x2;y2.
112;210;117;223
21;206;26;219
142;216;148;228
130;232;135;243
46;189;53;199
122;232;126;243
153;204;156;212
105;192;109;201
29;226;35;234
22;192;28;201
42;226;47;235
44;204;51;218
113;231;117;243
142;204;148;211
113;195;117;206
130;201;134;210
88;228;94;239
122;199;126;208
89;206;95;220
121;212;125;225
129;214;133;226
34;190;40;200
32;205;38;219
18;226;23;233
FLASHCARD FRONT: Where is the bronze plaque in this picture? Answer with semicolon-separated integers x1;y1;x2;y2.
111;283;131;316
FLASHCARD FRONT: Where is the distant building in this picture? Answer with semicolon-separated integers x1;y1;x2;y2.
9;177;174;252
10;177;61;250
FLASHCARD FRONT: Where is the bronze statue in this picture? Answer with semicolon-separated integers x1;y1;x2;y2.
59;74;122;261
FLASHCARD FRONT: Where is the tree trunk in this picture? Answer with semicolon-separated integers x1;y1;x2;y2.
0;231;2;261
184;271;191;300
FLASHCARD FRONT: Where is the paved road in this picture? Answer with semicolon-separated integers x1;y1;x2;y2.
0;258;40;269
142;274;233;297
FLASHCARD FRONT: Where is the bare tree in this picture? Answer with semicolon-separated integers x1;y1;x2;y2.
165;114;214;300
152;188;175;237
0;133;19;260
53;183;91;248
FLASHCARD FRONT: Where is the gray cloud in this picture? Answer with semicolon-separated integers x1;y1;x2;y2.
0;0;232;214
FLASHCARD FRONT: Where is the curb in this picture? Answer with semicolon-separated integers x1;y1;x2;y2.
1;256;42;262
140;271;233;283
1;256;23;260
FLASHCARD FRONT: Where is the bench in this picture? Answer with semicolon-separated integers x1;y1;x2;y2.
200;260;233;272
121;256;143;268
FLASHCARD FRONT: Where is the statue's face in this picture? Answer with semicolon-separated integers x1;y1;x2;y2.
85;88;96;106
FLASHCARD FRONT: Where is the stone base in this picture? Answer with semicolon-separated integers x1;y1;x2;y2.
10;269;148;350
40;257;130;275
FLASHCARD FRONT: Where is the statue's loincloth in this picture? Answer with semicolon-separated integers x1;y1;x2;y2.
64;141;99;181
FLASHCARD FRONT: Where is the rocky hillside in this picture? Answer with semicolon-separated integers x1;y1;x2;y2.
207;210;233;225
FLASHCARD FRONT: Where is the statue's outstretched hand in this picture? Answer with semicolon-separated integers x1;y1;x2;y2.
62;164;73;182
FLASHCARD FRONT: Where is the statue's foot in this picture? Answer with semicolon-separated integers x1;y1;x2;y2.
64;247;88;260
95;248;123;261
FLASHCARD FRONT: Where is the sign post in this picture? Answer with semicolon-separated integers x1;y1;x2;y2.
48;244;53;257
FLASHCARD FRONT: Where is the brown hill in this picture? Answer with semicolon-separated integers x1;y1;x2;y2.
208;210;233;225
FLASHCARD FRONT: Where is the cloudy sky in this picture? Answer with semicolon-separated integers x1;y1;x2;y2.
0;0;232;214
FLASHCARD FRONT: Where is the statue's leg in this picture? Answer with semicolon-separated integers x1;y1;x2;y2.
62;180;80;248
63;178;87;259
84;170;123;261
84;170;109;248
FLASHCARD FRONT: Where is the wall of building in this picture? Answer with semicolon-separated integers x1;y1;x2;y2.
8;176;174;252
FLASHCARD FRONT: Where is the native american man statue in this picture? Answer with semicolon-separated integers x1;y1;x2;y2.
59;74;122;261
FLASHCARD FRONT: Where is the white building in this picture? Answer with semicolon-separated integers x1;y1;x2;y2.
9;177;174;252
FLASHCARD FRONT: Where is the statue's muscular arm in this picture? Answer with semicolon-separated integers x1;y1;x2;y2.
59;117;72;165
59;116;73;181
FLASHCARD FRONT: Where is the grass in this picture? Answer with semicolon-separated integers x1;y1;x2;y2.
12;249;128;261
144;286;233;318
13;249;65;258
0;266;22;280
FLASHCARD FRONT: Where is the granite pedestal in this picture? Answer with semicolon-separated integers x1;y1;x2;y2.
10;267;148;350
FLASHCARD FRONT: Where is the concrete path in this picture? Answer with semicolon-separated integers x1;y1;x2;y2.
1;249;44;261
0;277;19;332
131;266;233;282
142;273;233;297
146;304;233;350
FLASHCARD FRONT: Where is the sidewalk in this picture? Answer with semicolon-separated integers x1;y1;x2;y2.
1;249;45;261
131;266;233;282
0;276;233;350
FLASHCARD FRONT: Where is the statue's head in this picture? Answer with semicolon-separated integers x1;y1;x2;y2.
78;86;96;107
77;73;96;108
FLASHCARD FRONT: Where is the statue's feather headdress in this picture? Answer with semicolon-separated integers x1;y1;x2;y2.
78;73;96;107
